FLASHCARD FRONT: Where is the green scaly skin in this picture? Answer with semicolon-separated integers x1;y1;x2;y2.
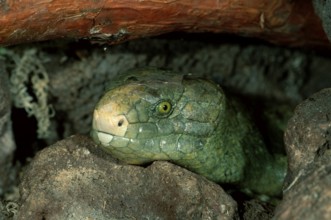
91;68;287;196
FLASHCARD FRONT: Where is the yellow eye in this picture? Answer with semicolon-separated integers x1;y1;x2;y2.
156;101;172;116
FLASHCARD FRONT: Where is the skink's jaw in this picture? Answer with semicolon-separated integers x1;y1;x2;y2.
95;131;114;146
90;130;110;146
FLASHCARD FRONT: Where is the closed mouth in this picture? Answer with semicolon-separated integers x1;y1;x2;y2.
94;131;114;145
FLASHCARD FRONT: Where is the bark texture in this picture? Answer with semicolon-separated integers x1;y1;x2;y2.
0;0;329;48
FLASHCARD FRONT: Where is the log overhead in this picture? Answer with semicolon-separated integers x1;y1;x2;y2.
0;0;329;48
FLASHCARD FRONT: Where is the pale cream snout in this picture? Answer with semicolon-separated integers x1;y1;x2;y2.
92;102;129;138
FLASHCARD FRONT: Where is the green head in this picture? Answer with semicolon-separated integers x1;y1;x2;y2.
91;68;225;167
91;68;287;196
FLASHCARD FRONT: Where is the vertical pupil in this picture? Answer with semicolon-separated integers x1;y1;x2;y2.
163;104;168;111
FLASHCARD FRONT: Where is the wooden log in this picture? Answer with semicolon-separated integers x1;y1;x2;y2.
0;0;329;48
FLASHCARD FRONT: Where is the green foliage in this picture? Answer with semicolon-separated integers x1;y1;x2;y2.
1;48;54;139
0;200;18;218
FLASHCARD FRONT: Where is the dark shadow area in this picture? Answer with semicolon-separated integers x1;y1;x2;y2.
11;108;45;164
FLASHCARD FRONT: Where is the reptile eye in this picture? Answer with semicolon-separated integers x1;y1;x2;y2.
155;100;173;116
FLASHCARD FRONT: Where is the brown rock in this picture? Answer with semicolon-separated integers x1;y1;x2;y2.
274;88;331;219
283;88;331;182
17;135;238;220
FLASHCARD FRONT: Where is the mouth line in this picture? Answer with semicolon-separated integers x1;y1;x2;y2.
95;130;114;145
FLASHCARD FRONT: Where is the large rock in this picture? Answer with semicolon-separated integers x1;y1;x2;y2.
16;135;238;220
274;88;331;219
283;88;331;182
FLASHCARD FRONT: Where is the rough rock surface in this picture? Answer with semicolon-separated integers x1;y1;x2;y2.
0;60;16;196
274;88;331;219
313;0;331;42
17;135;238;220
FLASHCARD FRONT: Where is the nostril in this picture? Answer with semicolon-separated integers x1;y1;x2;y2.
118;119;124;127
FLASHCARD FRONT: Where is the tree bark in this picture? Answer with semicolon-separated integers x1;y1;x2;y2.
0;0;329;48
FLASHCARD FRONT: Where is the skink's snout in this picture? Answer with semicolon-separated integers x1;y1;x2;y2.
92;102;129;137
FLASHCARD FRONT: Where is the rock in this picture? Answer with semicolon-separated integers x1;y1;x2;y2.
0;60;16;196
274;88;331;219
17;135;238;220
283;88;331;182
313;0;331;42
